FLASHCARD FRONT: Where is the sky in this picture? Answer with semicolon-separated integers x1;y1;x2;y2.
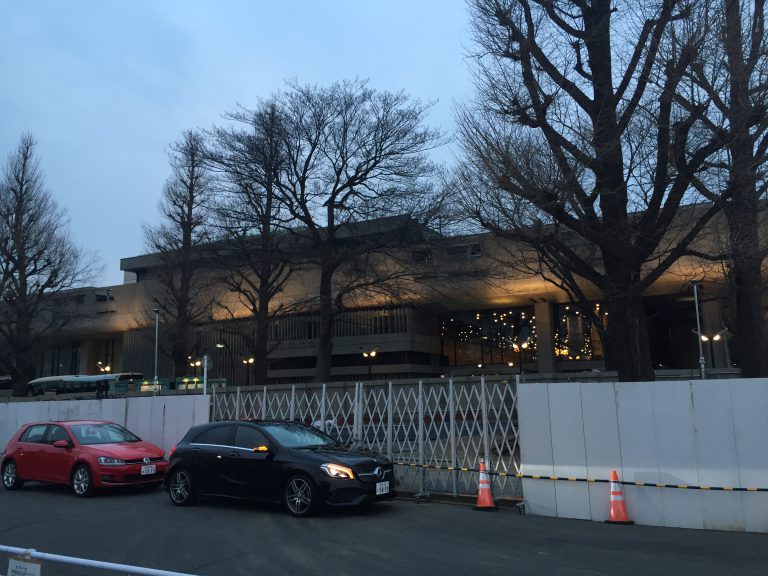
0;0;474;286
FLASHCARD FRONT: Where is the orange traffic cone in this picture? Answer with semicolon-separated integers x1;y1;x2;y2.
473;459;498;511
605;469;634;525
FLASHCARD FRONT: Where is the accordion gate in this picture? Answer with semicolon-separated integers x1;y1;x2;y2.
211;376;521;499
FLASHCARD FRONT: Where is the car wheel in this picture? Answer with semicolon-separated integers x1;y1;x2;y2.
284;474;317;517
2;460;23;490
168;468;196;506
72;464;93;497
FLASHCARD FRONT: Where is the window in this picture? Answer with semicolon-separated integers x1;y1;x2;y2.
20;425;49;444
234;425;268;449
446;245;468;259
193;425;234;446
412;249;432;264
46;426;71;444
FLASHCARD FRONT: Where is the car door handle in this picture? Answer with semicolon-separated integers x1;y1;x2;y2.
192;447;201;453
228;451;240;457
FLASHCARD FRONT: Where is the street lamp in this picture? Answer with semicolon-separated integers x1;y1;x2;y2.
691;281;706;379
153;308;160;393
96;361;112;373
242;356;255;387
692;329;727;370
360;347;380;378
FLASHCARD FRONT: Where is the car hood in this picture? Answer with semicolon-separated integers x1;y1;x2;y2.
290;446;390;466
83;441;164;460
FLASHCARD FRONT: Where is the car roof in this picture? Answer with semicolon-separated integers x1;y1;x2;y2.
21;420;114;427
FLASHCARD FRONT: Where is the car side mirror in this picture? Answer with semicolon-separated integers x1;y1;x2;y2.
253;445;271;454
53;440;70;449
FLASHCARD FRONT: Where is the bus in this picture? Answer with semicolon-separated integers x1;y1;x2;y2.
27;373;144;397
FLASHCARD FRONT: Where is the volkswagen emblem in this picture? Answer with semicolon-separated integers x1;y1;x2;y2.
374;466;385;480
143;457;150;464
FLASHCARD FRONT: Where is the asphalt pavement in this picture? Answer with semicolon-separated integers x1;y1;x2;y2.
0;482;765;576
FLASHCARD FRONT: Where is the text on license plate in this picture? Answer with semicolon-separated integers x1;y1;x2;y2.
376;481;389;495
141;464;156;476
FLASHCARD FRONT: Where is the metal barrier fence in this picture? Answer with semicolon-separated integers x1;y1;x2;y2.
211;376;522;499
0;545;197;576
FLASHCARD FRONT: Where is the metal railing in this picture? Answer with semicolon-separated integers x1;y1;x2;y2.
212;376;522;499
0;545;197;576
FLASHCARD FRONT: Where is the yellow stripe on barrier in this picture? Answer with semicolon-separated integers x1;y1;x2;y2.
723;487;733;491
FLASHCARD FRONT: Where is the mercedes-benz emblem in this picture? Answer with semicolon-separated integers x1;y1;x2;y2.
374;466;385;480
143;457;150;464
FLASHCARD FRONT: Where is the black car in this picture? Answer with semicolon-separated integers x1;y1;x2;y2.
165;420;396;516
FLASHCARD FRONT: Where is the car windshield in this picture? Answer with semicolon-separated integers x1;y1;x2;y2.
70;423;141;445
259;422;336;448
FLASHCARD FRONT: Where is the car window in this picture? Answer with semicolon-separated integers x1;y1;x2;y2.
234;425;268;449
20;425;48;444
193;425;234;446
258;422;335;448
70;423;140;445
46;425;71;444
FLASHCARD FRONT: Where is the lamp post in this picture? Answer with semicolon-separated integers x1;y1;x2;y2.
152;308;160;393
361;347;380;379
691;281;706;379
693;329;727;371
242;356;255;387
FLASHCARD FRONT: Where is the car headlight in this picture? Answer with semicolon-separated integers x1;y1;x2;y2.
97;456;126;466
320;463;355;479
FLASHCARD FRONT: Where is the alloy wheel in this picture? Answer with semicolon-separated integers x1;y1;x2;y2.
285;476;315;516
2;461;20;489
169;469;194;505
72;465;92;497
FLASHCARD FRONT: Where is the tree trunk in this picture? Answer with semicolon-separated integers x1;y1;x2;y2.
254;302;270;387
725;200;767;377
314;266;335;383
604;294;654;381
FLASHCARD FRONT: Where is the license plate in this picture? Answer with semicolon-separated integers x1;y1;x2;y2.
376;481;389;495
141;464;156;476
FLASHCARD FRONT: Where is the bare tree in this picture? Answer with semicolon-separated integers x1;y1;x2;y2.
682;0;768;376
144;130;215;381
274;79;441;382
206;102;295;386
458;0;725;381
0;134;97;395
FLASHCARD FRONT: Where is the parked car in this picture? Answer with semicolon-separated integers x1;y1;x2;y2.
1;420;167;496
165;420;396;516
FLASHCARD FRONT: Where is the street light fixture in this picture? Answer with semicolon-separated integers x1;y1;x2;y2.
152;308;160;394
97;361;112;373
242;356;255;387
360;347;380;379
691;328;728;371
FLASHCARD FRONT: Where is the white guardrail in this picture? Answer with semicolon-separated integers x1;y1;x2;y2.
0;545;198;576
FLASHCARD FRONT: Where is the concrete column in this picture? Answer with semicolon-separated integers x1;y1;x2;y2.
534;301;556;374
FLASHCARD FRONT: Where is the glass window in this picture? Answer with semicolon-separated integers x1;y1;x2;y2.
20;425;48;444
412;249;432;264
259;423;334;448
193;425;234;446
46;425;71;444
440;307;537;367
554;303;606;360
234;425;268;449
70;423;140;445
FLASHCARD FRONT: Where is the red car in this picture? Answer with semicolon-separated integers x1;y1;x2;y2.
1;420;167;497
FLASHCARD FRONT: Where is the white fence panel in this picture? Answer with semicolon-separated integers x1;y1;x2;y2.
519;378;768;533
0;396;209;453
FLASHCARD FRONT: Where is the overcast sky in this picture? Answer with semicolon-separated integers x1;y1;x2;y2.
0;1;473;286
